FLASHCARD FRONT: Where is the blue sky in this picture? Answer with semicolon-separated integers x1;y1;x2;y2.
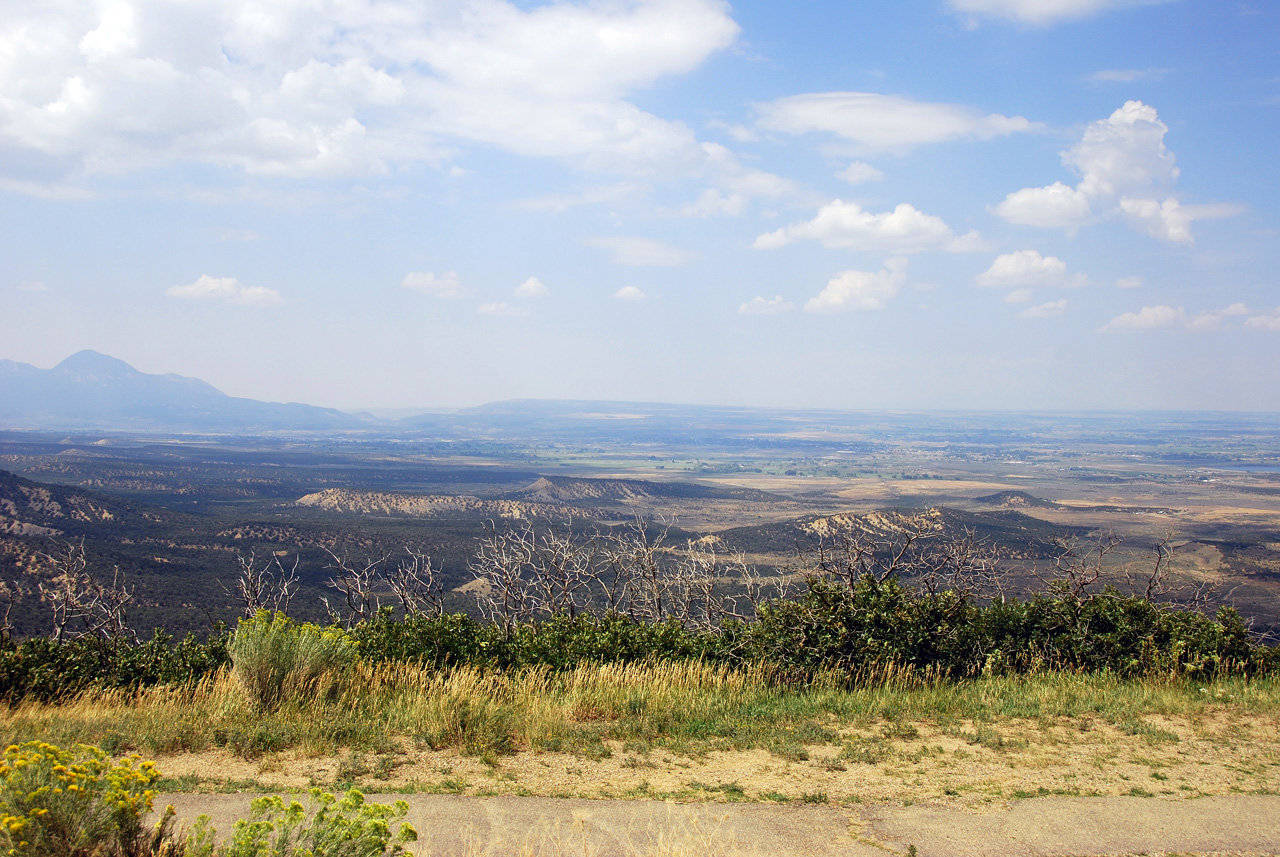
1;0;1277;411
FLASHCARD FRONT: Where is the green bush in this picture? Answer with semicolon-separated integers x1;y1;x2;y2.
183;789;416;857
229;612;359;712
0;740;172;857
742;577;1276;680
0;573;1275;708
0;631;231;704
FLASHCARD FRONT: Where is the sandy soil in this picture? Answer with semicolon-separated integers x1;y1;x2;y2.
152;710;1280;811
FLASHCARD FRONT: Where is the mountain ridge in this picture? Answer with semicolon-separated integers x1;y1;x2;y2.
0;350;360;433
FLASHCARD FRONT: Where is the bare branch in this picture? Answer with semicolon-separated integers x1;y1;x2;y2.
227;551;298;618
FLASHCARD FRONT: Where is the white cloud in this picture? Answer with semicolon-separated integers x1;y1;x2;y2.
991;182;1093;231
477;301;527;317
680;188;749;217
976;250;1086;288
754;199;982;254
1004;288;1034;304
402;271;466;299
1116;276;1143;289
19;281;48;292
1101;304;1186;331
1246;312;1280;332
166;274;282;306
1118;197;1243;243
1067;101;1179;199
804;257;908;314
1089;68;1172;83
1019;299;1067;319
755;92;1035;152
588;237;691;266
993;101;1239;243
836;162;885;185
738;296;794;315
0;0;740;186
1186;302;1248;331
1101;303;1255;333
949;0;1173;26
614;286;647;301
514;277;549;298
511;182;644;214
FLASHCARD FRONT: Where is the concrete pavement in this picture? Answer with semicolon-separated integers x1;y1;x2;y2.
151;792;1280;856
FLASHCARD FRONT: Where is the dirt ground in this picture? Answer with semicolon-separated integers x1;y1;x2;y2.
152;709;1280;810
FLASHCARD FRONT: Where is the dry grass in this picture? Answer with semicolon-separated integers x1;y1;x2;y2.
3;663;1278;809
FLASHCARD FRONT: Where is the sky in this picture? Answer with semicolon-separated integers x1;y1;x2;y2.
1;0;1278;413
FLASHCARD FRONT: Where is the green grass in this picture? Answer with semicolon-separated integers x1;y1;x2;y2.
1;661;1277;768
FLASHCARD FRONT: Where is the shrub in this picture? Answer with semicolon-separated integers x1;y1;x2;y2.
0;631;231;704
0;740;171;857
229;612;358;712
742;577;1276;681
183;788;416;857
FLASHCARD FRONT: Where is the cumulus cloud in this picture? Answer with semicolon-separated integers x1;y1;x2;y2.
1066;101;1179;199
0;0;740;186
514;277;549;298
991;182;1093;231
755;92;1035;152
1116;276;1143;289
1101;303;1258;333
614;286;646;301
402;271;466;299
836;162;885;185
992;101;1239;243
166;274;282;306
804;258;908;314
1019;299;1067;319
949;0;1173;26
738;296;794;315
477;301;527;317
976;250;1086;288
1118;197;1242;243
588;237;691;266
754;199;983;254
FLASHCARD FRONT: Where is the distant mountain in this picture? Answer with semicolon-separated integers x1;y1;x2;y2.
513;475;783;504
0;350;361;433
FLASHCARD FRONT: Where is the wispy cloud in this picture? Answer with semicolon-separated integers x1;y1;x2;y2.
738;296;795;315
1019;299;1067;319
402;271;466;299
588;237;691;267
1101;302;1256;332
950;0;1175;26
1088;67;1172;83
477;301;527;317
755;92;1036;153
